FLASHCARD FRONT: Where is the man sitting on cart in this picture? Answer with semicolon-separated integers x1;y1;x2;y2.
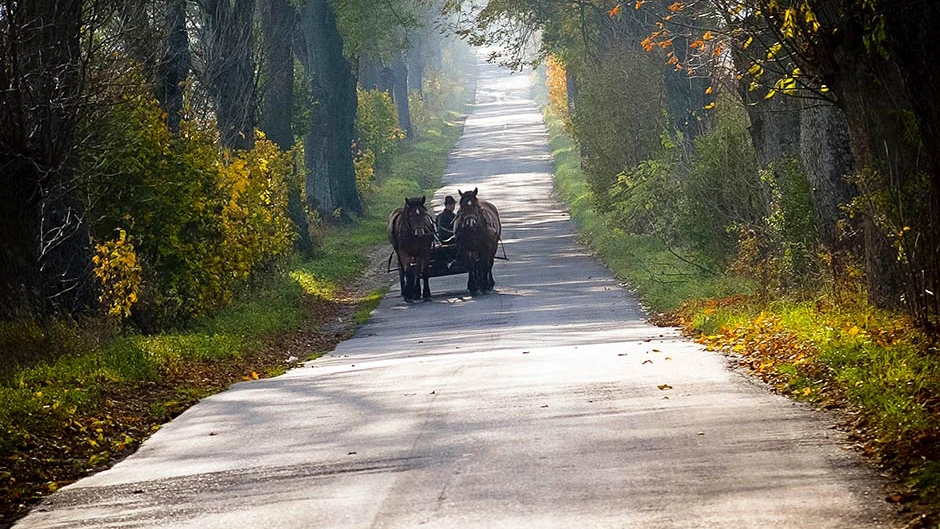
436;195;457;244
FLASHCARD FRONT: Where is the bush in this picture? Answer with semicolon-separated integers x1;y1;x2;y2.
680;102;764;266
80;93;295;327
569;45;665;209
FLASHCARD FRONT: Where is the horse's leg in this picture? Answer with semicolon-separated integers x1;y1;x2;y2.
421;262;431;301
486;252;496;291
402;257;416;302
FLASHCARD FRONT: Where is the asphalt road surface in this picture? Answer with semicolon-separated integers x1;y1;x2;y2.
16;55;896;529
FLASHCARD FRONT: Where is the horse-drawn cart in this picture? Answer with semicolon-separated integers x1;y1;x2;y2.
386;241;506;279
388;189;505;300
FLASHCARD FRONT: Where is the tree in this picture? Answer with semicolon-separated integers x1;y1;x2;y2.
0;0;93;316
203;0;257;151
299;0;363;216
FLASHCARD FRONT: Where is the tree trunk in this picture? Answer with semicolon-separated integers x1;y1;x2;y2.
260;0;295;150
407;37;424;100
300;0;362;217
812;3;926;310
156;0;189;134
205;0;256;151
392;52;413;138
260;0;312;254
799;101;856;251
0;0;92;316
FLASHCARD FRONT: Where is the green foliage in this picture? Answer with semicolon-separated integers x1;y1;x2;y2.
569;47;665;208
356;88;405;186
680;103;764;266
546;110;752;312
609;139;680;237
80;93;295;326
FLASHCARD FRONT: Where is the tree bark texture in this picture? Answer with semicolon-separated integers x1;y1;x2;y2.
260;0;313;254
407;37;425;101
204;0;256;151
301;0;363;216
0;0;93;316
260;0;295;150
156;0;190;134
392;52;413;138
799;101;856;251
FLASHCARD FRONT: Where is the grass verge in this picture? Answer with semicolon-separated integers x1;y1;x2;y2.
545;107;940;526
0;114;466;527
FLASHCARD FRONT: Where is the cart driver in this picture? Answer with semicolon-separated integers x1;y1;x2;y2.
436;195;457;244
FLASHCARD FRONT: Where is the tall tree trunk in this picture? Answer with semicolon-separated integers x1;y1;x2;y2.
156;0;189;134
260;0;312;254
300;0;362;217
883;2;940;325
799;101;856;251
813;3;926;311
392;52;413;138
407;37;424;100
205;0;256;151
260;0;294;150
358;52;382;91
0;0;92;316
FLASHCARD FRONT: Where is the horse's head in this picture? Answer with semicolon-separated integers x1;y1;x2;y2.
403;196;431;236
458;188;480;212
456;188;482;231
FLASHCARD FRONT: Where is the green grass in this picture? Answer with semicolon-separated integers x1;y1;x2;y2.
545;111;752;312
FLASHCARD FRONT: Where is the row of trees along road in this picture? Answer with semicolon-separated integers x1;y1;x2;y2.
448;0;940;330
0;0;460;329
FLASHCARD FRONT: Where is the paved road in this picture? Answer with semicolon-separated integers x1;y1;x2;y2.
17;57;895;528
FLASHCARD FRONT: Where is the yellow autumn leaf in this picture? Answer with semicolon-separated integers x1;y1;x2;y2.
608;4;621;17
705;86;713;95
847;326;860;336
251;371;260;380
704;102;716;110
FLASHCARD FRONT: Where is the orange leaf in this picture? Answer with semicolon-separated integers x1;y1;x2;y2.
690;40;705;49
608;4;621;17
634;0;646;8
705;86;713;94
668;1;684;12
702;30;714;40
641;36;655;51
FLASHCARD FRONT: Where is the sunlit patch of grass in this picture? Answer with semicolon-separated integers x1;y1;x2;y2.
353;289;387;325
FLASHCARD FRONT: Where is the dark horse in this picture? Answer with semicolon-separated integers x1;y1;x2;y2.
454;188;501;294
388;196;435;302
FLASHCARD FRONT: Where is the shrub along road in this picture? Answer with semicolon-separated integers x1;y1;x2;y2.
15;56;900;528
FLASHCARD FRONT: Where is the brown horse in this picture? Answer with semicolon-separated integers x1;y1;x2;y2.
454;188;501;294
388;196;435;302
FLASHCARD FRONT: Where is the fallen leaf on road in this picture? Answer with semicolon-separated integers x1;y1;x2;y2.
665;356;672;361
642;359;653;364
657;384;673;390
618;353;628;356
